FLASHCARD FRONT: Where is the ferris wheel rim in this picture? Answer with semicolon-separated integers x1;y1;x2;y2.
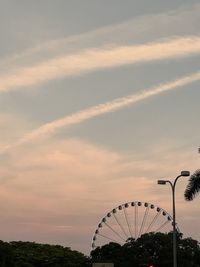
91;200;180;250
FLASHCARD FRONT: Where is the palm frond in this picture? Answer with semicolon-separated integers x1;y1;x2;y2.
184;169;200;201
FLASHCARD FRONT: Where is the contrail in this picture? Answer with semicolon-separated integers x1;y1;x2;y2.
1;3;199;69
4;70;199;151
1;37;200;93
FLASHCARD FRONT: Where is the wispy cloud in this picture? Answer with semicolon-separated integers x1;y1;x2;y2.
2;70;198;151
1;2;200;255
1;36;200;93
0;138;198;253
1;2;200;68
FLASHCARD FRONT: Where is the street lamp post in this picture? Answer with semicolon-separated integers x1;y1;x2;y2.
157;171;190;267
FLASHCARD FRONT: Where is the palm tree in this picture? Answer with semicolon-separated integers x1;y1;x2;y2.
184;169;200;201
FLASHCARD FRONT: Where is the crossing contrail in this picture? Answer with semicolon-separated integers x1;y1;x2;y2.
3;70;198;151
1;37;200;93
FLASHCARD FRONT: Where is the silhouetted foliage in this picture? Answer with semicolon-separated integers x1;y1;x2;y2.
91;232;200;267
0;241;90;267
0;234;199;267
185;169;200;201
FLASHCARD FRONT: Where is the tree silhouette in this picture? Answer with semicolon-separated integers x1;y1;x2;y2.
91;232;200;267
184;169;200;201
0;241;90;267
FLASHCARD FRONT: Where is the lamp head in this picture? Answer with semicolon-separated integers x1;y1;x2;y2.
181;171;190;177
157;180;167;185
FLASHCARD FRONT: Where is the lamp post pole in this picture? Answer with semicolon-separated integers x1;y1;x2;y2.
157;171;190;267
167;176;180;267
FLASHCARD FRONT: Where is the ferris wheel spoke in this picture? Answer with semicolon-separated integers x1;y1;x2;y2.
145;210;161;233
155;219;170;233
92;202;176;250
138;206;149;237
97;233;120;244
113;213;129;239
104;222;126;242
123;207;133;238
134;204;138;239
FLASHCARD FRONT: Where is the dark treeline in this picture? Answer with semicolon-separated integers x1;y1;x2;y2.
0;232;200;266
0;241;90;267
91;232;200;267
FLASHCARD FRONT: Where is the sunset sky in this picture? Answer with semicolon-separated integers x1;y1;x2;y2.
0;0;200;254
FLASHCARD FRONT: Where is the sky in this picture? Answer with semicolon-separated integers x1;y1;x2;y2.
0;0;200;255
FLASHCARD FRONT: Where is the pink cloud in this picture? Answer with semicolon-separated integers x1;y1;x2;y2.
0;138;199;253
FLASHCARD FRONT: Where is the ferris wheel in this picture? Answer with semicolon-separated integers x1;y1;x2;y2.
92;201;179;249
